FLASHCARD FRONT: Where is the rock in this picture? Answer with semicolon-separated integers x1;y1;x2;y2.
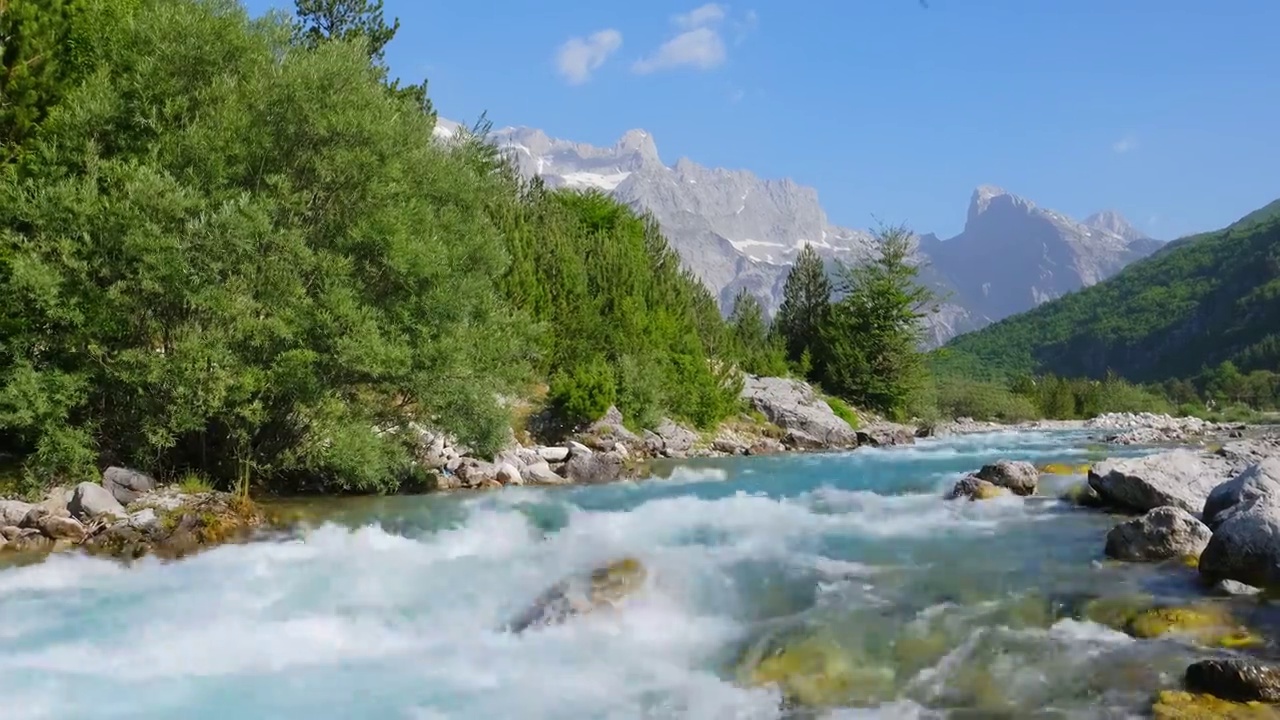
713;436;748;455
1203;459;1280;531
856;423;917;447
946;476;1008;501
783;429;827;451
0;525;19;540
1088;449;1234;514
1061;481;1106;508
35;513;86;542
37;487;72;515
740;375;858;448
455;460;500;489
496;462;523;486
1185;659;1280;703
641;430;665;456
522;460;567;485
562;451;624;485
1151;690;1276;719
974;460;1039;496
734;626;895;708
1104;507;1212;562
537;446;570;463
655;418;698;457
0;500;34;526
507;557;647;633
566;440;593;457
128;507;159;531
1199;498;1280;591
748;438;786;455
102;466;157;505
584;406;640;448
68;482;126;520
515;447;542;467
444;457;464;473
8;528;52;553
1122;604;1259;649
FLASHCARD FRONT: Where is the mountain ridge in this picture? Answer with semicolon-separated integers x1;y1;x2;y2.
436;117;1162;346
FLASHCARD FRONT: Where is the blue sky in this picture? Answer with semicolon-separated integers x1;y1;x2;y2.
244;0;1279;240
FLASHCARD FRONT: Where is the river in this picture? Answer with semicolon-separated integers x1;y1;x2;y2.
0;430;1243;718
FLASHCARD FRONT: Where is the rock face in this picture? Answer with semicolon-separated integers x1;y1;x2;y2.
440;118;1160;347
1088;450;1234;514
1103;506;1212;562
1185;659;1280;703
740;375;857;449
974;460;1039;496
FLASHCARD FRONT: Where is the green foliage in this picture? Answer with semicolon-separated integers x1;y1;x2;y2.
822;395;861;429
1;0;79;162
929;377;1040;422
549;357;616;426
774;243;831;368
292;0;434;124
0;0;528;492
936;205;1280;384
727;288;789;376
817;225;936;419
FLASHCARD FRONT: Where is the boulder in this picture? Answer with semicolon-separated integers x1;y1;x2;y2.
102;466;157;505
68;482;126;520
0;525;19;540
974;460;1039;496
655;418;698;457
522;460;567;485
856;423;916;448
1103;506;1212;562
740;375;858;448
583;406;640;448
0;499;34;527
783;429;827;451
748;438;786;456
1088;449;1233;514
1199;498;1280;590
1202;458;1280;531
506;557;647;633
946;476;1007;501
128;507;160;532
18;506;85;543
496;462;523;486
1185;659;1280;703
566;440;593;457
454;460;501;489
536;446;570;463
712;436;748;456
562;451;624;485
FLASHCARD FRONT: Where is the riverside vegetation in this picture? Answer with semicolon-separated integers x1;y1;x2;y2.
1;0;1273;505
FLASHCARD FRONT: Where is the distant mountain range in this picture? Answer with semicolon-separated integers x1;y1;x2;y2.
435;118;1163;346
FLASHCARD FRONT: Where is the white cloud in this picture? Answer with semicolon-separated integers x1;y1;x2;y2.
1112;134;1138;154
674;3;727;29
555;29;623;85
633;27;726;74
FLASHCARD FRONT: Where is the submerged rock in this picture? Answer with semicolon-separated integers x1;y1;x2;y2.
735;628;896;708
1038;462;1092;476
974;460;1039;496
1186;659;1280;704
1104;506;1212;562
946;476;1008;501
1152;690;1280;719
506;557;648;633
1079;596;1259;649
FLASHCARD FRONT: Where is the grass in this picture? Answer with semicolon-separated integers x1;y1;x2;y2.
822;396;861;429
176;471;215;494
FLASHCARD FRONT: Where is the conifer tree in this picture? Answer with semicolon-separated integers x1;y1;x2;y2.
774;243;832;371
728;287;787;376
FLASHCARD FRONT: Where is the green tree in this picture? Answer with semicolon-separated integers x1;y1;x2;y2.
0;0;77;162
292;0;435;123
775;243;832;371
818;225;936;417
0;0;525;491
727;287;788;376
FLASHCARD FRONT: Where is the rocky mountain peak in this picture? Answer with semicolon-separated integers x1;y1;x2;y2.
1084;209;1149;242
616;129;660;165
966;185;1038;229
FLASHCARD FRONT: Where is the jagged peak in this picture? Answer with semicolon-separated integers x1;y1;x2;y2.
616;129;660;163
1084;209;1147;240
966;184;1035;227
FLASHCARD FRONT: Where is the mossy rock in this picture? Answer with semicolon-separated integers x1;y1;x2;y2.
1124;604;1261;649
507;556;648;633
736;630;896;708
1038;462;1092;476
587;556;647;605
1152;690;1280;719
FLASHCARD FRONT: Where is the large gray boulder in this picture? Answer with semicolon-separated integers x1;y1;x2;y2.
0;499;34;526
655;418;698;457
975;460;1039;496
1087;449;1233;514
562;451;624;485
740;375;857;448
1202;458;1280;531
1103;506;1211;562
1199;498;1280;590
1185;659;1280;703
68;482;126;520
103;467;157;505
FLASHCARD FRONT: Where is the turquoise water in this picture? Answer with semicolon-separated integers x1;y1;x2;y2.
0;431;1229;719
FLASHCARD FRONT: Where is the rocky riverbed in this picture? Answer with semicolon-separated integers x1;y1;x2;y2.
943;431;1280;716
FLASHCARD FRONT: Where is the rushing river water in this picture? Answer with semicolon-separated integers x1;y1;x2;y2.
0;430;1256;719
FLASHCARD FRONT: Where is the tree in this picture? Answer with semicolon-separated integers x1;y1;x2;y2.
774;243;832;372
727;287;788;376
292;0;435;123
0;0;77;162
817;225;937;417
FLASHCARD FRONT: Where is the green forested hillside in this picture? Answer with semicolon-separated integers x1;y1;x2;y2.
935;205;1280;384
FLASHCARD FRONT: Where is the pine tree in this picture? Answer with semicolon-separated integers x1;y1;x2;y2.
818;225;936;417
774;243;832;371
292;0;435;123
0;0;77;162
728;287;787;376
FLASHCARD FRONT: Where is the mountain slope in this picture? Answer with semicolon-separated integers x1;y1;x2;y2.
936;203;1280;383
437;118;1161;346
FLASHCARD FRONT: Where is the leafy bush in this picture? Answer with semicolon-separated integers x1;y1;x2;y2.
549;357;617;427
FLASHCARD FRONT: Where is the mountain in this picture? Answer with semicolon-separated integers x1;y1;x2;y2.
935;201;1280;383
436;118;1161;346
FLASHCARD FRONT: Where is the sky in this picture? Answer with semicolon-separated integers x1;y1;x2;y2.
243;0;1280;240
